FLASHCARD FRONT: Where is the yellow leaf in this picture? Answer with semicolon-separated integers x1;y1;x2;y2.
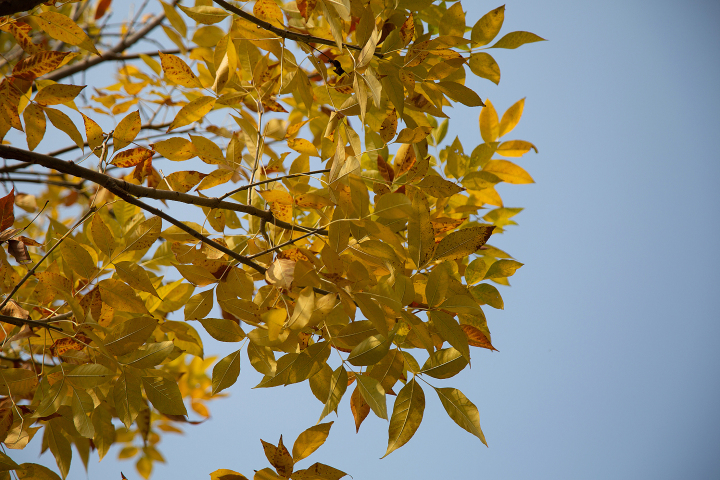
210;469;249;480
44;107;84;151
114;261;161;297
287;138;319;156
0;20;41;54
190;134;226;164
479;99;499;144
399;13;415;47
90;214;117;257
292;422;333;463
34;84;85;106
482;160;534;184
253;0;284;28
484;259;523;279
81;113;104;157
379;108;398;143
471;5;505;47
436;81;484;107
394;126;432;144
111;147;153;168
196;169;233;191
158;52;202;88
416;175;465;198
113;110;141;151
35;12;99;54
151;137;197;161
499;98;525;137
193;25;225;48
160;0;187;37
167;96;215;131
212;350;241;395
469;52;501;85
490;31;546;49
435;387;487;445
178;5;230;24
496;140;538;157
22;103;45;151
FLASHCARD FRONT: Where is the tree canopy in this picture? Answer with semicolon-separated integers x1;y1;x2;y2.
0;0;542;478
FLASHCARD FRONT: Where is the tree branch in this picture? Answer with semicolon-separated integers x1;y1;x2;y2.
0;145;327;235
42;11;168;83
0;314;62;331
211;0;384;58
0;0;45;16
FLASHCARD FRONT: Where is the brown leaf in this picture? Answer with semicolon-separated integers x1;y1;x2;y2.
0;300;29;320
350;385;370;433
0;188;15;231
7;239;30;264
461;324;498;351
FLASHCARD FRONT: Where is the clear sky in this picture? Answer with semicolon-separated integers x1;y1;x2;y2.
10;0;720;478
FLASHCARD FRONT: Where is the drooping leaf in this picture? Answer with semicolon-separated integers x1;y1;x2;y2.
35;11;99;54
292;422;333;463
142;374;188;415
490;31;546;50
212;349;241;395
382;379;425;457
434;387;487;445
433;226;495;262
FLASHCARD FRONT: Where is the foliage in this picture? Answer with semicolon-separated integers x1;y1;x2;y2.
0;0;542;478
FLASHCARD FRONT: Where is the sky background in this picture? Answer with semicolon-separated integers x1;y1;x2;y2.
10;0;720;478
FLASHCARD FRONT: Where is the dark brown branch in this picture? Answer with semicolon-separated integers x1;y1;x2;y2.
0;314;62;331
42;11;168;83
109;187;268;274
0;176;84;189
211;0;384;58
0;0;45;16
247;227;323;260
0;145;328;235
0;162;31;174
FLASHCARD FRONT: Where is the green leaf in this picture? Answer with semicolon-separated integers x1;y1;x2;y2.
430;310;470;362
70;388;95;438
104;316;158;357
382;378;425;457
347;335;390;367
212;349;241;395
435;387;487;445
287;286;315;330
0;451;19;471
91;407;115;461
318;366;348;422
484;259;524;279
469;52;501;85
408;192;435;269
292;422;333;463
471;5;505;46
436;81;484;107
45;419;71;479
199;318;245;342
440;294;486;317
355;374;387;420
416;175;465;198
374;192;413;220
65;364;114;389
490;31;546;49
469;283;504;309
142;375;188;415
247;342;276;376
420;347;468;379
113;369;144;428
119;341;174;368
425;265;449;307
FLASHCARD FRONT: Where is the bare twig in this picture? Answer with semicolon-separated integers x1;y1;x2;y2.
219;169;330;200
0;207;96;315
247;227;325;260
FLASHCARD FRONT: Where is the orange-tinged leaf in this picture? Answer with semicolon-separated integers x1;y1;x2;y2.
151;137;197;161
393;143;416;175
23;103;45;151
297;0;316;22
111;147;153;168
383;378;424;457
469;52;501;85
461;324;498;351
113;110;141;151
431;217;466;236
471;5;505;47
253;0;284;28
35;11;100;55
159;52;202;88
12;51;69;79
479;99;499;144
95;0;112;20
81;113;104;157
350;386;370;433
399;13;415;47
167;96;215;131
34;84;85;106
287;138;319;156
490;31;546;49
44;107;84;151
482;160;534;184
0;188;15;231
499;98;525;137
0;21;41;54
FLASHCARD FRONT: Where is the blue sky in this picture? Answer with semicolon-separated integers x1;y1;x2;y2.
10;0;720;478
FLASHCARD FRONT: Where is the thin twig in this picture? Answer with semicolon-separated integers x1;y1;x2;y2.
211;0;384;58
219;169;330;200
247;227;325;260
0;208;96;320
